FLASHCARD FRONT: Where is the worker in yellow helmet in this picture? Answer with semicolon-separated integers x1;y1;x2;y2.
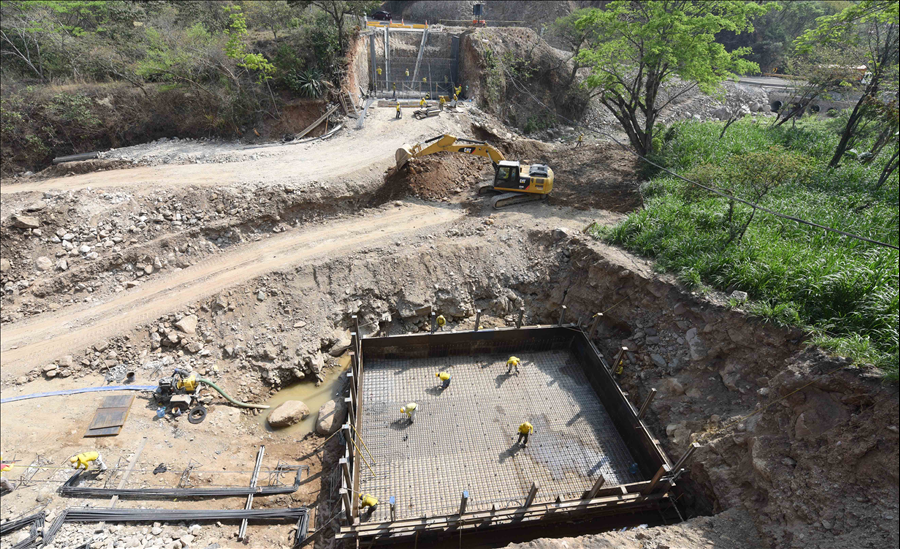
400;402;418;423
359;493;379;513
577;133;584;147
436;314;446;331
436;371;452;390
396;103;402;119
69;451;107;472
439;96;446;111
405;68;410;78
419;96;427;108
506;356;521;375
455;85;462;97
0;455;13;492
517;421;534;448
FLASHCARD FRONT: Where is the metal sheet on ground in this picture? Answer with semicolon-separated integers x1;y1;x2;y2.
357;347;642;522
85;394;135;436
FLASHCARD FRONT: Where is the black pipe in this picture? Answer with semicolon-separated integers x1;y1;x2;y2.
52;152;99;164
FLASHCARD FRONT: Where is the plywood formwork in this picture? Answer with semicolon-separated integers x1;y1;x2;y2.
338;326;675;543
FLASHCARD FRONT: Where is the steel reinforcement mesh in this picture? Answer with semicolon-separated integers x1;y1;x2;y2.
357;344;642;522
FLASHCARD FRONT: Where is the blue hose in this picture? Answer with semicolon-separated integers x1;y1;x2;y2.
1;385;157;404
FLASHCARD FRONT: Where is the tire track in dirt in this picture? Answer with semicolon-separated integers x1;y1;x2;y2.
0;203;462;379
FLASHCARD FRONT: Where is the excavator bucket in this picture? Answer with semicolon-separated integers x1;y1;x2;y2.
396;146;414;170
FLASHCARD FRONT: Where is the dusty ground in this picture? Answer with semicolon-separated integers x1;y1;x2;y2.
2;96;897;549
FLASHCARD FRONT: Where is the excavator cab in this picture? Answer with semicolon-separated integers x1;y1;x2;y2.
494;161;522;190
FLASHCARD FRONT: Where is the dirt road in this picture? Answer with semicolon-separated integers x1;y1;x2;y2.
0;202;462;379
1;107;466;195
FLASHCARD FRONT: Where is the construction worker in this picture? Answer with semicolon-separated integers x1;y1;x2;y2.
517;421;534;448
576;133;584;147
506;356;521;375
436;371;452;389
69;451;107;472
419;96;426;108
0;456;13;492
455;85;462;97
400;402;418;423
439;96;446;111
396;103;402;119
405;68;410;79
436;314;446;331
359;493;379;512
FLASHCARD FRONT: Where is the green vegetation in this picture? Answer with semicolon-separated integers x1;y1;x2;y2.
593;118;899;380
574;0;773;156
0;0;377;174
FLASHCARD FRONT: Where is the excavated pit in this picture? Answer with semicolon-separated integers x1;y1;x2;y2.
1;210;896;549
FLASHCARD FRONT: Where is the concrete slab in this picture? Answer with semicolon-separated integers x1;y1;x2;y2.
357;348;642;522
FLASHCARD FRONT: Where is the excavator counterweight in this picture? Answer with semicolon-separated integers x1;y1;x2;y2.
395;134;553;209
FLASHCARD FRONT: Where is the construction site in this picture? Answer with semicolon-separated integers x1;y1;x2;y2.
1;5;898;549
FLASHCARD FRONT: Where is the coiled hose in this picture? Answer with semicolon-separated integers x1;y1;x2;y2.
197;377;270;410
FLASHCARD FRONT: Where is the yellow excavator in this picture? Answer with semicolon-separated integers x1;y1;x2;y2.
395;134;554;209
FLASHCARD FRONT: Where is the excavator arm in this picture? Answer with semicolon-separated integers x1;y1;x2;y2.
396;134;505;170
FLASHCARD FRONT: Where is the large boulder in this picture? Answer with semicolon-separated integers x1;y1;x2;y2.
174;314;198;334
10;214;40;229
315;399;347;436
267;400;310;428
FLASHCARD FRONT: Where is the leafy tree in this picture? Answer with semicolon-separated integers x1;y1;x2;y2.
244;0;294;40
290;0;380;56
223;5;275;84
717;0;842;73
546;8;596;90
796;0;899;168
575;1;773;156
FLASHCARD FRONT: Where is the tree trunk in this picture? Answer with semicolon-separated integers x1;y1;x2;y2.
829;95;867;168
874;148;899;191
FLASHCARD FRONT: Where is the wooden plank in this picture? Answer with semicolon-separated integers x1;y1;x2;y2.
110;436;147;508
296;105;338;140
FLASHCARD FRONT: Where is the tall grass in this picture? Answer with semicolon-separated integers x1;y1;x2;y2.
595;118;899;380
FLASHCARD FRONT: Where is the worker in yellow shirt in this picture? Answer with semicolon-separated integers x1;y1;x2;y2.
436;371;452;390
517;421;534;448
1;456;13;492
69;451;107;472
576;133;584;147
439;96;446;111
506;356;521;375
400;402;418;423
436;314;446;331
419;97;427;108
359;493;379;513
396;103;402;119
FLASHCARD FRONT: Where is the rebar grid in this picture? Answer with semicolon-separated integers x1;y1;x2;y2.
357;344;642;522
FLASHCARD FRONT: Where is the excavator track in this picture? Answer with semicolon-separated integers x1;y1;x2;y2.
490;192;545;209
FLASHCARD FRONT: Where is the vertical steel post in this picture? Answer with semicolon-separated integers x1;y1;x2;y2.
431;312;437;334
390;496;396;521
558;305;566;326
638;389;657;420
516;307;525;328
612;346;628;372
344;397;354;427
459;490;469;515
474;309;482;331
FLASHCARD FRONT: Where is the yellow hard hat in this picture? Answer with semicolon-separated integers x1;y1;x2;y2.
400;407;406;413
435;373;440;377
69;456;78;463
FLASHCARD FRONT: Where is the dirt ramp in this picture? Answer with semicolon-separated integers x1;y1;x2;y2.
382;151;493;201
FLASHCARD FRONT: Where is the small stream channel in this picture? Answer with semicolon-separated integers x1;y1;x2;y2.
256;364;349;436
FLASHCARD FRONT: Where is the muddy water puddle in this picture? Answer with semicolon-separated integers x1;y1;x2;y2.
258;364;349;436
